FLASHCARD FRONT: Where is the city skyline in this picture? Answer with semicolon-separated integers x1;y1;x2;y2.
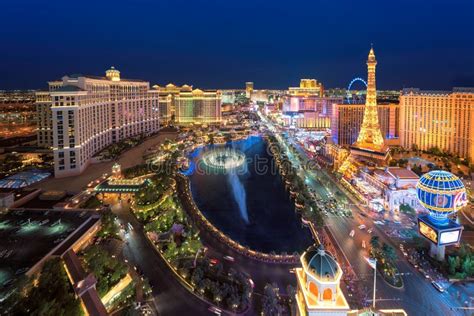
1;0;473;90
0;2;473;316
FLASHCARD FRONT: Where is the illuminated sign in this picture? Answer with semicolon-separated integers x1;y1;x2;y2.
419;221;438;244
439;230;461;245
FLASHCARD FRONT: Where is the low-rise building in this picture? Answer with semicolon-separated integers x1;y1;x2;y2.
374;167;420;213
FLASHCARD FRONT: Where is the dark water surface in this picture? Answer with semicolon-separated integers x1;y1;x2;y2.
187;136;313;253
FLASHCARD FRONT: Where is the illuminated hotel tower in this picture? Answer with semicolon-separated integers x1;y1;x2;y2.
350;47;388;160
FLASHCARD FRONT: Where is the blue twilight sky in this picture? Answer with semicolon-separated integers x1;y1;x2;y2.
0;0;473;90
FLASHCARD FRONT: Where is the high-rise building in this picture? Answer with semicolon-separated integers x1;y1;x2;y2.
399;87;474;160
36;81;62;147
153;83;193;125
39;67;160;177
175;89;222;124
245;82;254;98
331;103;399;146
289;79;324;97
282;79;340;129
350;47;389;161
282;96;342;129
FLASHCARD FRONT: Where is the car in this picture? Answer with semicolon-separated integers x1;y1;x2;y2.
402;251;408;257
209;258;219;265
431;281;444;293
367;229;373;234
358;224;366;230
209;306;222;315
224;255;235;262
362;240;366;249
349;230;355;238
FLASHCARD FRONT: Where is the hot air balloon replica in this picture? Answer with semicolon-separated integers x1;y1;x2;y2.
416;170;468;260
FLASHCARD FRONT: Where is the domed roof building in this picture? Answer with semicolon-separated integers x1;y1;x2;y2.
302;245;341;282
296;244;349;316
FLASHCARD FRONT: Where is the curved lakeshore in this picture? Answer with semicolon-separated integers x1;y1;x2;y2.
185;135;313;254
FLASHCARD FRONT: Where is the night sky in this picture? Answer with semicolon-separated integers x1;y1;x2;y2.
1;0;473;90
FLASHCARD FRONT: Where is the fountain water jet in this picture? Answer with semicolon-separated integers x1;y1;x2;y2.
228;172;249;224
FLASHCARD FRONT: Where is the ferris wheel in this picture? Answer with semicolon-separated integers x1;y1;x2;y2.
345;77;367;104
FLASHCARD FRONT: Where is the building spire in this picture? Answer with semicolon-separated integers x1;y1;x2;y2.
352;46;386;153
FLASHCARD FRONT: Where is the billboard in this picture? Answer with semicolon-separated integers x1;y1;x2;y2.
419;221;438;244
418;215;463;246
439;230;461;246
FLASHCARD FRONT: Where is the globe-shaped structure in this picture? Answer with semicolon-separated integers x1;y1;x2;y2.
416;170;467;222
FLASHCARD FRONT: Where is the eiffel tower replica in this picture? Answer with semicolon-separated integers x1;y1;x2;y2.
339;47;389;175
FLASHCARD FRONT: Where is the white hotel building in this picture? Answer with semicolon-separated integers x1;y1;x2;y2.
38;67;160;177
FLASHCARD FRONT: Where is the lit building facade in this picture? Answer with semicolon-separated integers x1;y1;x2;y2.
36;81;62;147
399;88;474;160
175;89;222;124
41;67;160;177
153;83;193;125
331;103;399;146
282;96;342;129
289;79;324;97
245;82;254;98
295;245;407;316
283;79;340;130
373;167;420;213
295;245;350;316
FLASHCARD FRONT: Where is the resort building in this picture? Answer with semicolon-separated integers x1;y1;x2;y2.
36;81;62;147
330;103;399;146
39;67;160;177
289;79;324;97
374;167;420;213
282;96;342;130
399;87;474;160
175;89;222;124
246;82;254;98
153;83;193;125
281;79;341;129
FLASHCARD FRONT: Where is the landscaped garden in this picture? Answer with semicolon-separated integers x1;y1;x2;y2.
2;258;82;315
370;236;403;288
97;135;146;160
81;244;128;297
131;155;251;312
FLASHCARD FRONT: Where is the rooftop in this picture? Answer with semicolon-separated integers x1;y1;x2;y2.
387;167;419;180
0;170;51;189
402;87;474;95
0;209;100;293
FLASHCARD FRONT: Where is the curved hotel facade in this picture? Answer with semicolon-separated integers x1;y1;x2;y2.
37;67;160;177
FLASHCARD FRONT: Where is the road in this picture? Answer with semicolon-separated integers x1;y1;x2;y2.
261;113;467;315
111;200;212;316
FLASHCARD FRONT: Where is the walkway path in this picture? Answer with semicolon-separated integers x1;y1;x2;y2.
33;132;177;192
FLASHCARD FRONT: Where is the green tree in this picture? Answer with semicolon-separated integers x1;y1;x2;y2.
448;256;460;275
262;283;282;316
382;243;397;262
10;258;82;316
